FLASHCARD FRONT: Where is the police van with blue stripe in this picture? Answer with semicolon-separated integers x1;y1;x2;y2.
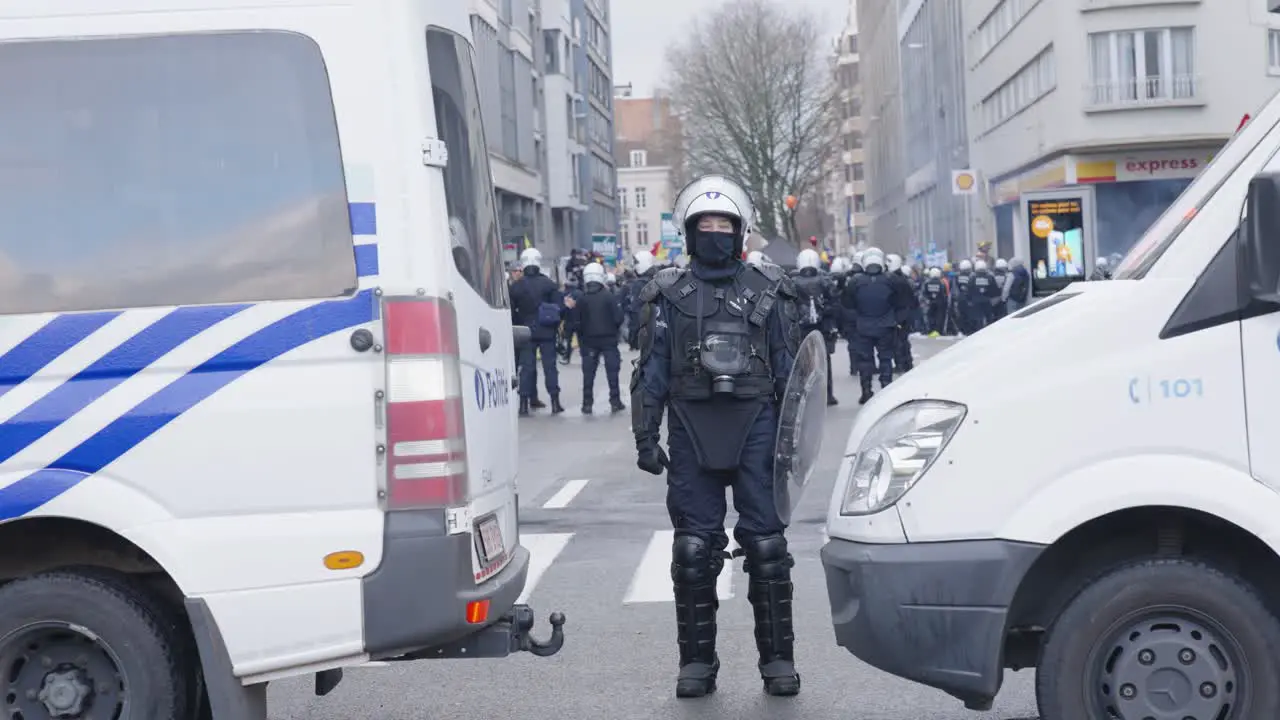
0;1;559;717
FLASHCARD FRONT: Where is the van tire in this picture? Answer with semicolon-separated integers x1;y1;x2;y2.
1036;558;1280;720
0;570;192;720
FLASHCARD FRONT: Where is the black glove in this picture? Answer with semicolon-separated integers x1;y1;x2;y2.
636;440;669;475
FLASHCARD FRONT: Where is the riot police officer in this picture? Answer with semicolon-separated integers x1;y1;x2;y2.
922;267;949;336
631;175;804;699
991;258;1011;320
625;250;658;349
1091;256;1113;280
952;259;974;335
971;259;1000;330
509;248;565;415
793;248;838;405
885;254;914;374
846;248;900;404
576;262;626;414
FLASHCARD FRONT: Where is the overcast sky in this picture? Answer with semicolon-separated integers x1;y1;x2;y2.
610;0;854;96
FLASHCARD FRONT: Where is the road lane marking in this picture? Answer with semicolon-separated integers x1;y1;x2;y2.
625;530;736;603
542;479;590;508
516;532;574;604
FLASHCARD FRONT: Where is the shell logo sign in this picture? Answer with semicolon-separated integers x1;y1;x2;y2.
1031;215;1054;238
951;170;978;195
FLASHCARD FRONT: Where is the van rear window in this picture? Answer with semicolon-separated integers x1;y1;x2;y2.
0;31;356;315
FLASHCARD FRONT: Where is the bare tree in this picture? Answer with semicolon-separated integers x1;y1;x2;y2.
661;0;839;243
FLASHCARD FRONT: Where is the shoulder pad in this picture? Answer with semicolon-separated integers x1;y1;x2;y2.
755;263;785;283
775;273;798;298
639;267;685;302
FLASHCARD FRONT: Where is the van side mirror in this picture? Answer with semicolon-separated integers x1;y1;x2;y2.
513;325;532;349
1243;172;1280;303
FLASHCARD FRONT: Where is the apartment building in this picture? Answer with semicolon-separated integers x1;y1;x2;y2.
572;0;619;254
541;0;590;259
468;0;550;258
967;0;1280;275
614;95;681;259
856;0;909;255
824;2;870;254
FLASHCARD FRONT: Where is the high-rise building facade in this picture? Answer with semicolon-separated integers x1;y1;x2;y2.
571;0;619;254
468;0;549;258
967;0;1280;269
541;0;590;260
856;0;908;255
824;2;869;254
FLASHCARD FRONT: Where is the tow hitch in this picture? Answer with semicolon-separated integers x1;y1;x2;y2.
403;605;566;660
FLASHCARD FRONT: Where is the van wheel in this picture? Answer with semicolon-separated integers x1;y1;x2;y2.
0;571;190;720
1036;558;1280;720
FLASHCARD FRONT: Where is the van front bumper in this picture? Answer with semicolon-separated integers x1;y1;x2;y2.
820;537;1043;707
360;510;541;660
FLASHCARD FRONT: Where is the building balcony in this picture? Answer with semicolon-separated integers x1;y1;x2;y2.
1084;74;1204;112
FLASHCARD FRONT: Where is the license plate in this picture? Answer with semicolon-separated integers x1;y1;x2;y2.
476;515;505;565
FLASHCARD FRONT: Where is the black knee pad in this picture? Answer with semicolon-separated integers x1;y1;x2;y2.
671;532;723;585
740;534;793;579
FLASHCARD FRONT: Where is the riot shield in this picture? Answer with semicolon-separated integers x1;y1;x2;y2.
774;330;829;525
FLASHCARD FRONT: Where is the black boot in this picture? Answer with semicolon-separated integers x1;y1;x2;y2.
858;377;874;405
530;396;546;410
672;534;721;698
610;397;626;413
518;397;530;417
744;535;800;697
581;393;592;415
550;394;565;414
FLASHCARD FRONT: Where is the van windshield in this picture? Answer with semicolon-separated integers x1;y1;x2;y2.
1114;101;1279;279
426;27;508;309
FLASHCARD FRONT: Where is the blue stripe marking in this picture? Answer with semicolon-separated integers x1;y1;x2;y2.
354;244;379;277
0;290;378;520
0;304;248;467
0;312;120;398
349;202;376;235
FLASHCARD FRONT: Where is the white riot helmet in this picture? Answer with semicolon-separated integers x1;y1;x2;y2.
862;247;885;271
885;253;902;272
852;250;865;268
605;271;617;285
519;247;542;269
796;248;821;270
995;258;1009;270
929;267;942;278
633;249;654;274
1011;257;1025;267
1096;256;1109;267
974;259;988;272
582;262;607;285
830;256;851;274
959;259;973;271
746;250;765;267
672;175;754;257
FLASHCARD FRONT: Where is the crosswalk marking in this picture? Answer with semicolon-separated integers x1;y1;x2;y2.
622;530;737;604
516;532;574;604
542;479;589;508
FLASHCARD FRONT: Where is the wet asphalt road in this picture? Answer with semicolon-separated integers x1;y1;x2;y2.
267;337;1042;719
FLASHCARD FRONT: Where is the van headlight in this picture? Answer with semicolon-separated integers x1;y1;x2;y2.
839;400;966;516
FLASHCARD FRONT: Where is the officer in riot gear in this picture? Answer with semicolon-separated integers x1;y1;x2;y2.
625;250;659;349
846;248;900;404
1091;256;1113;280
972;259;1000;330
884;254;914;374
991;258;1011;320
792;248;838;405
953;259;975;335
576;262;626;414
631;175;803;699
922;267;949;336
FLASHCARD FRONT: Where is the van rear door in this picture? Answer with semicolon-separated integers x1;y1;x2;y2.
424;27;519;583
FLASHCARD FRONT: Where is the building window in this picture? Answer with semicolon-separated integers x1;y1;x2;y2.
620;223;629;246
1269;29;1280;74
973;0;1042;62
1088;28;1195;106
637;222;649;246
852;163;864;181
630;149;647;167
979;44;1056;133
618;187;628;212
854;194;866;212
635;186;647;208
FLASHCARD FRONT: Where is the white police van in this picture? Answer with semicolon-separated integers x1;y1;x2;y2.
823;87;1280;718
0;1;560;718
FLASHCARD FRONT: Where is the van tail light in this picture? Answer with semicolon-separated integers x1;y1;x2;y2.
382;297;468;511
